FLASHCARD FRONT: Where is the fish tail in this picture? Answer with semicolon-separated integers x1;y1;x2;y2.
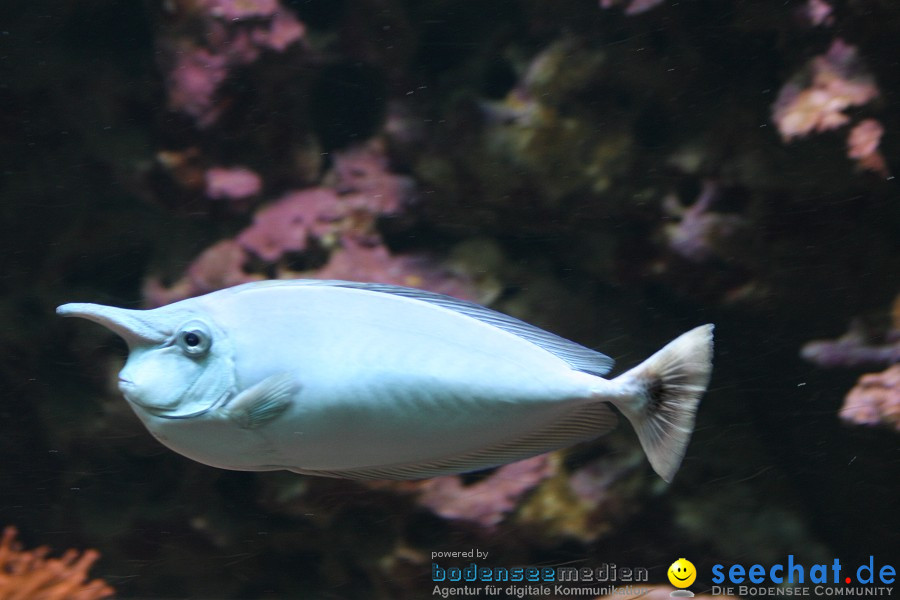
609;324;714;482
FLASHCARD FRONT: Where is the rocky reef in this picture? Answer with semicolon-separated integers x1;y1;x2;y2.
2;0;899;597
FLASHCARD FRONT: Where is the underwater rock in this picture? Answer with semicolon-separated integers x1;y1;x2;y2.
840;364;900;433
155;148;207;194
0;527;114;600
515;435;649;543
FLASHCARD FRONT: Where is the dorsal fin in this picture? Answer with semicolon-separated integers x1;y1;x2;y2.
329;281;614;377
228;279;614;376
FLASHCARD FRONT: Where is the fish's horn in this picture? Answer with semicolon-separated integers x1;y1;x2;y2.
57;303;168;346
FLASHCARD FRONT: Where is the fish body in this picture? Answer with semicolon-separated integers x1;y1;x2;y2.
57;280;713;481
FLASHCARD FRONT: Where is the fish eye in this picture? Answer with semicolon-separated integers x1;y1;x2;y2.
176;321;212;357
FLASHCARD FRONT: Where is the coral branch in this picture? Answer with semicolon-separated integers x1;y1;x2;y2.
0;527;114;600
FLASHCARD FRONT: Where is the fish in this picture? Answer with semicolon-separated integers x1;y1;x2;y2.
56;279;714;482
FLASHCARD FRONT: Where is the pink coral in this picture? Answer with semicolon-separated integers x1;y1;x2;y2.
237;188;344;262
202;0;279;21
410;455;555;528
252;10;306;52
143;240;263;307
331;140;415;215
161;1;305;127
166;47;230;127
662;181;745;263
205;166;263;200
144;141;476;307
315;241;480;301
772;39;879;142
801;321;900;369
801;0;833;27
599;0;664;16
847;119;889;176
840;365;900;432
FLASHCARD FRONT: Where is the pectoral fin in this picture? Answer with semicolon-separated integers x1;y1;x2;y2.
226;372;298;429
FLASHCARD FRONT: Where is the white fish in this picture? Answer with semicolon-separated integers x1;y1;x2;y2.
57;280;713;482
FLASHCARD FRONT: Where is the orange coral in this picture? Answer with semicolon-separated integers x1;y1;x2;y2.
0;527;114;600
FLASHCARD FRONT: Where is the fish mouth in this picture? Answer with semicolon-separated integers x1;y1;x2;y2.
123;390;230;420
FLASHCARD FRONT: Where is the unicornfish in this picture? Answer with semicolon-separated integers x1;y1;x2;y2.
57;280;714;482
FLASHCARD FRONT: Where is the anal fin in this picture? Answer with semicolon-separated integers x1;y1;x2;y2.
292;401;618;480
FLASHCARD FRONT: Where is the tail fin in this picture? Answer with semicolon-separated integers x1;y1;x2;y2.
612;324;714;482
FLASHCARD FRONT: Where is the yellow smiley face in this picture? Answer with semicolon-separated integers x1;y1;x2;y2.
668;558;696;588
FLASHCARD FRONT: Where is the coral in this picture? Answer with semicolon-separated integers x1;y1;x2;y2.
237;187;346;261
398;454;556;529
161;0;305;127
840;364;900;432
366;434;649;539
252;10;306;52
847;119;889;176
662;181;746;263
202;0;279;21
329;142;414;216
205;166;263;200
772;39;879;141
802;295;900;435
599;0;665;16
143;239;263;307
145;140;477;306
801;0;834;27
18;0;900;595
165;46;231;127
0;527;113;600
801;317;900;369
